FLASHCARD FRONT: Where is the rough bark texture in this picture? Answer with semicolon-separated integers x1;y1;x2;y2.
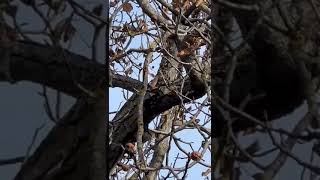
143;109;173;180
0;40;138;98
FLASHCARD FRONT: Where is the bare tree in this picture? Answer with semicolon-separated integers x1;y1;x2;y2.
0;1;106;180
108;0;211;179
213;0;320;179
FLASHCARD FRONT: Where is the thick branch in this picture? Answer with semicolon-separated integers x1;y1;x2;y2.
0;40;139;96
108;78;206;171
136;0;169;25
15;90;107;180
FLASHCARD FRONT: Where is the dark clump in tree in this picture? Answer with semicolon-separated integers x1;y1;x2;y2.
215;25;308;135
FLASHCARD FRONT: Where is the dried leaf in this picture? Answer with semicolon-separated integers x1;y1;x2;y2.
149;41;157;49
182;0;192;10
117;163;131;171
110;0;117;7
123;24;137;35
172;0;180;11
195;0;204;7
168;90;177;96
125;142;136;155
139;20;148;32
123;2;133;13
190;151;202;161
177;49;191;57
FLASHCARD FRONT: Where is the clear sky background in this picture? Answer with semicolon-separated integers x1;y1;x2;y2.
0;1;105;179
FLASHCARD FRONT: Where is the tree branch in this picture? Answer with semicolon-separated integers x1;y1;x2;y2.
0;40;140;96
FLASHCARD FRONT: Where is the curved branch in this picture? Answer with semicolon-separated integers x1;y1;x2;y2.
0;40;140;96
110;72;144;92
15;91;107;180
108;78;206;171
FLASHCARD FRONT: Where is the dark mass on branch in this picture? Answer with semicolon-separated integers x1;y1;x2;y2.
214;25;308;137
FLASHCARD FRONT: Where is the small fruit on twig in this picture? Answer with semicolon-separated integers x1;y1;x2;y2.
190;151;202;161
117;162;131;171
